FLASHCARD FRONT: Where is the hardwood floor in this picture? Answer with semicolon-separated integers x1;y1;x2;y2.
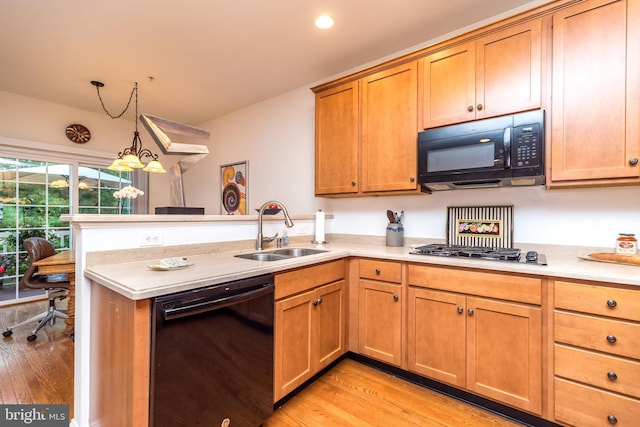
266;359;521;427
0;299;74;418
2;301;519;426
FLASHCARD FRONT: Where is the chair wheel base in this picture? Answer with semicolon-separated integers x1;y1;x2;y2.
2;329;12;337
26;334;37;342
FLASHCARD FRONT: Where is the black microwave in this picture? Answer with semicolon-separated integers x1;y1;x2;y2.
418;110;545;191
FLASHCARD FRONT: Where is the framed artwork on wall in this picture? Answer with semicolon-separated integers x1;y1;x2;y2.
220;161;248;214
446;205;514;248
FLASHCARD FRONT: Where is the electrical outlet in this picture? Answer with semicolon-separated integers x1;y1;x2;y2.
140;231;163;246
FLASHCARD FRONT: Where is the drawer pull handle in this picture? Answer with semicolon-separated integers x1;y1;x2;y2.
607;299;617;308
607;371;618;381
457;306;464;314
607;414;618;424
468;308;474;316
375;268;381;275
606;335;617;344
393;294;399;302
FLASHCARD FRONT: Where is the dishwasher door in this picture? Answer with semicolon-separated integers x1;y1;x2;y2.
150;274;275;427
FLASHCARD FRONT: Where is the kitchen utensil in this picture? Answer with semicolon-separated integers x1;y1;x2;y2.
387;210;396;223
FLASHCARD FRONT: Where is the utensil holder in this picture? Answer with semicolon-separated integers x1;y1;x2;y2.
386;223;404;247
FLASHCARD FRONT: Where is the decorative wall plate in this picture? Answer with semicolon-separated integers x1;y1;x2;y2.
65;123;91;144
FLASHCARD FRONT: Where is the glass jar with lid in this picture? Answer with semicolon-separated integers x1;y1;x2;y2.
616;233;637;254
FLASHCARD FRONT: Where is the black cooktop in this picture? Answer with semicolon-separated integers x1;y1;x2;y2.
410;244;547;265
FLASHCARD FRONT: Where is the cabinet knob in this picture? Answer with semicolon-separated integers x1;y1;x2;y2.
607;371;618;381
467;105;474;112
409;176;415;182
476;103;483;111
607;299;617;308
351;180;356;186
375;268;381;275
629;157;639;166
393;294;399;302
457;306;464;314
467;308;474;316
607;414;618;424
606;335;617;344
312;297;323;306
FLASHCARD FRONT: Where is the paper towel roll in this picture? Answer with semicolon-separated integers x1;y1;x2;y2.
314;210;325;243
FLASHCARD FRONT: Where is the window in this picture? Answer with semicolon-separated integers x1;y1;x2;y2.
0;157;132;303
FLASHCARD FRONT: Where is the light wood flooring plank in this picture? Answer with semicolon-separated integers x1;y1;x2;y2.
265;359;522;427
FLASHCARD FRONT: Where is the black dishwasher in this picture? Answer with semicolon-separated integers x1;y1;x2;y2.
150;274;274;427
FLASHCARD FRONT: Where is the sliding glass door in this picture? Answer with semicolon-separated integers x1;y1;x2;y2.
0;157;131;303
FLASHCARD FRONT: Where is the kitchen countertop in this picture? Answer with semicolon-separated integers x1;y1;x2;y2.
84;241;640;300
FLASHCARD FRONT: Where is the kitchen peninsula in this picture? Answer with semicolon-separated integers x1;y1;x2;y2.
65;214;640;427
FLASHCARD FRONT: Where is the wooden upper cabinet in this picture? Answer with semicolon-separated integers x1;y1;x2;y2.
315;81;359;195
550;0;640;184
360;61;419;193
421;42;476;128
475;19;542;120
420;19;542;129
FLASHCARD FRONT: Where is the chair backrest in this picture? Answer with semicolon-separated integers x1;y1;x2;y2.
20;237;70;290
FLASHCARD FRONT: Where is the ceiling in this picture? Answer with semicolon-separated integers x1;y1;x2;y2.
0;0;537;125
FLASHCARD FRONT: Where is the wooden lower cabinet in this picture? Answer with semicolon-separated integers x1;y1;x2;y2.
274;261;347;402
407;264;543;415
358;279;402;366
555;378;640;427
553;279;640;426
407;287;466;387
357;259;404;366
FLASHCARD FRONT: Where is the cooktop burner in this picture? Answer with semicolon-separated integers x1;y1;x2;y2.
410;244;547;265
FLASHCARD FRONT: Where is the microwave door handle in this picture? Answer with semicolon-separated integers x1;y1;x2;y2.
503;127;511;169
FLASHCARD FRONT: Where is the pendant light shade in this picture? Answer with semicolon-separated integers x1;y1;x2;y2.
107;158;134;172
143;160;167;173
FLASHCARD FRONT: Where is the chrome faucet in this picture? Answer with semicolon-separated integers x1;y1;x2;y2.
256;200;294;250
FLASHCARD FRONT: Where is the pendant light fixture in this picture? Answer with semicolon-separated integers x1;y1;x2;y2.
91;80;166;173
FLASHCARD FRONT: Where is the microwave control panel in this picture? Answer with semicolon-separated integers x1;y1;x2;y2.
512;123;542;168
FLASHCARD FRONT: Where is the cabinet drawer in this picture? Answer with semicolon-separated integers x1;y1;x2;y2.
408;264;541;304
555;344;640;398
555;280;640;322
359;259;402;283
275;260;345;300
555;378;640;427
554;311;640;359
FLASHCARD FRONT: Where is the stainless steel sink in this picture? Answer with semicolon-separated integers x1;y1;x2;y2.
234;253;291;262
234;248;328;262
270;248;328;257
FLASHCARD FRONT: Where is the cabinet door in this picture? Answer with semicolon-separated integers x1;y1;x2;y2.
315;81;359;195
466;297;542;414
476;19;542;120
421;42;476;128
274;290;314;401
315;280;347;370
358;279;402;365
551;0;640;183
360;61;418;192
407;287;465;387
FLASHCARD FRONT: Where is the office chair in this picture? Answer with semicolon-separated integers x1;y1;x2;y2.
2;237;70;342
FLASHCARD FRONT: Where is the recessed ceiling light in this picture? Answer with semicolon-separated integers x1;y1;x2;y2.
315;14;334;29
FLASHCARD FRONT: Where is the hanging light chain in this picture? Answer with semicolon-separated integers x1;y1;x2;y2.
91;81;137;120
